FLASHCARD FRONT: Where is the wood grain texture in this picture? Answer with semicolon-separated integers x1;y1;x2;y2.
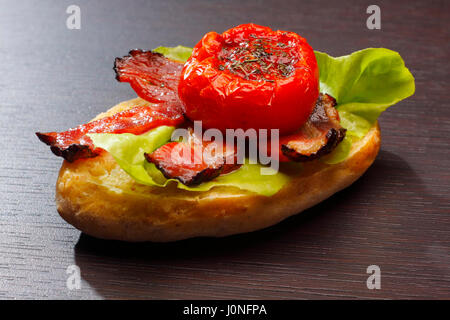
0;0;448;299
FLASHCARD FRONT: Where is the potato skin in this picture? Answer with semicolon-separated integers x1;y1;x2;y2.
55;98;381;242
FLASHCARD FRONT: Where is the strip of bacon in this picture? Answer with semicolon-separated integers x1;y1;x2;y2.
145;129;240;186
280;93;346;162
36;105;184;162
114;49;184;114
145;142;223;186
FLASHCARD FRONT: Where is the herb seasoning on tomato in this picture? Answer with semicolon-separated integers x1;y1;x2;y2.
178;23;319;135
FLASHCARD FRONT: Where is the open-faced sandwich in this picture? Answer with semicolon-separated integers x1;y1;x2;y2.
37;24;415;242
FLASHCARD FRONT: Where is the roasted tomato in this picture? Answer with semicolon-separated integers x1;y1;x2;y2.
178;23;319;135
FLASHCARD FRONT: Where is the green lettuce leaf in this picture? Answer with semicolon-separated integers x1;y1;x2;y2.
88;126;175;185
321;136;353;165
153;45;192;62
315;48;415;131
316;48;415;163
88;127;289;196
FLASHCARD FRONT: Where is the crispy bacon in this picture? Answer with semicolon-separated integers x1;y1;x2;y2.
37;50;187;163
114;49;184;115
145;129;240;186
36;105;184;162
281;93;346;161
145;142;223;186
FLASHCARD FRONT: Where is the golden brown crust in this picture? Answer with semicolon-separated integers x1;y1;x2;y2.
55;98;381;242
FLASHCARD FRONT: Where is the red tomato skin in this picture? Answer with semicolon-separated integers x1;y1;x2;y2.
178;24;319;136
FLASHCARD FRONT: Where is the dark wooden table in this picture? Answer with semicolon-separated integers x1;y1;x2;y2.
0;0;448;299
